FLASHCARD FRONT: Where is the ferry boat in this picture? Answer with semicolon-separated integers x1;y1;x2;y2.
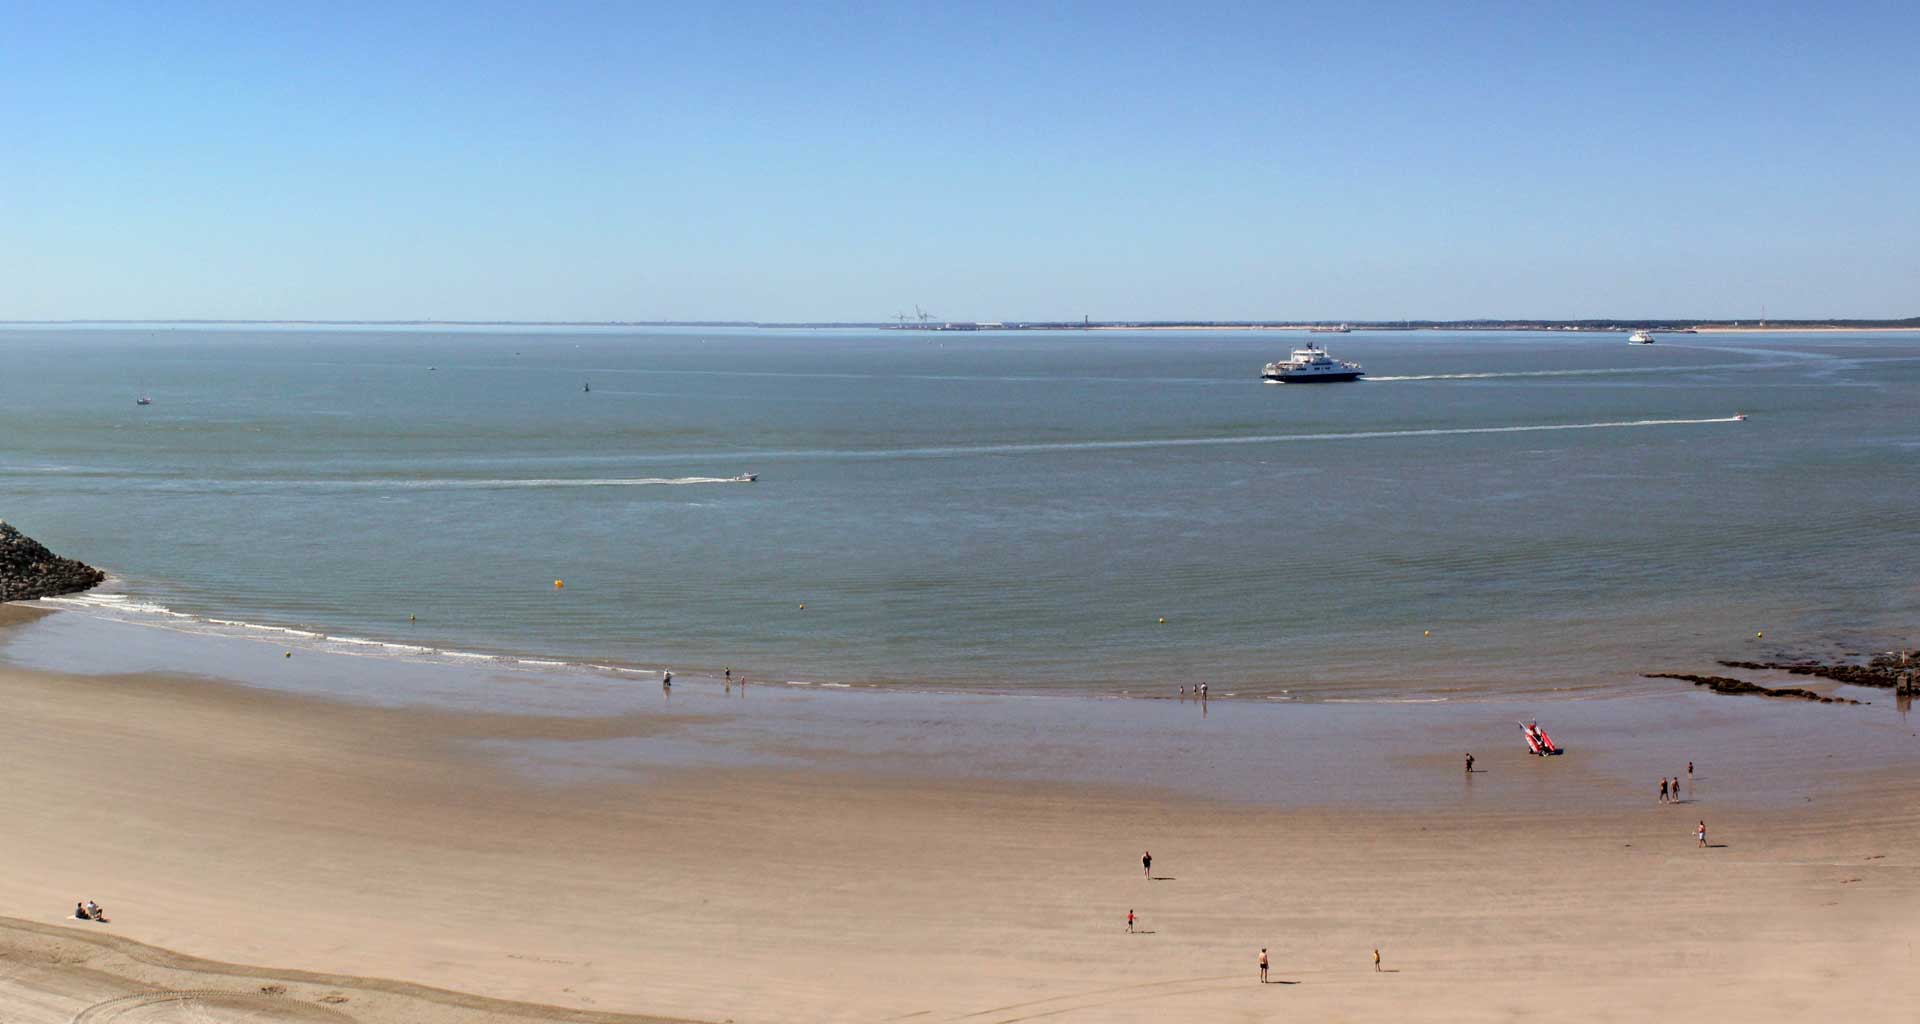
1628;330;1655;344
1262;344;1364;383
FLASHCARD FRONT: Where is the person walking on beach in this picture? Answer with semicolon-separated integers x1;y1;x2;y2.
1659;777;1668;803
1127;909;1135;933
1697;821;1708;847
1142;850;1152;878
1672;776;1681;803
1464;753;1474;773
1373;948;1382;972
1258;947;1269;983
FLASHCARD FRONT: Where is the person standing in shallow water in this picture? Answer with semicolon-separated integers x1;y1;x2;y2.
1697;821;1708;847
1142;850;1152;878
1659;778;1668;803
1127;909;1135;933
1258;947;1269;982
1464;753;1474;773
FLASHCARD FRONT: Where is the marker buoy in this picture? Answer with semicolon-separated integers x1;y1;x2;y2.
284;651;292;658
798;603;806;610
554;580;564;589
1756;631;1764;639
1158;617;1166;624
1424;630;1431;637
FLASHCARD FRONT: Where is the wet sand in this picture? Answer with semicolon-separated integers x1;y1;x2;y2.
1;645;1917;1023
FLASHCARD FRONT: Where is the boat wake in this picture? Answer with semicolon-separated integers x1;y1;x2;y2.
804;415;1748;460
1365;361;1788;382
299;475;753;490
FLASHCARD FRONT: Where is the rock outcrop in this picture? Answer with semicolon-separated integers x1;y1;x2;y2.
1645;672;1863;705
0;521;106;601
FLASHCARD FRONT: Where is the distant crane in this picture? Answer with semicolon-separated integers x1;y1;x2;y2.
894;312;911;327
915;305;936;325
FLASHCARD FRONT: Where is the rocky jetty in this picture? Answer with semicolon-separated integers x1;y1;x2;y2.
1645;672;1863;705
0;522;106;602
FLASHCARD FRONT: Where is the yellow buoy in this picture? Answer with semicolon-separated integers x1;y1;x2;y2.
554;580;564;589
798;603;806;610
1756;631;1764;639
284;651;292;658
1424;630;1431;637
1158;617;1166;624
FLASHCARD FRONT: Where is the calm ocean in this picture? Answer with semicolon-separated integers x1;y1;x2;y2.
3;326;1916;698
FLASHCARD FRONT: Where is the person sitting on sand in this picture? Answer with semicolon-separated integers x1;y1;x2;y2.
75;901;90;920
85;900;103;921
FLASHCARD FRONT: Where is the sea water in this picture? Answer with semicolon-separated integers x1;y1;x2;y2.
2;326;1916;698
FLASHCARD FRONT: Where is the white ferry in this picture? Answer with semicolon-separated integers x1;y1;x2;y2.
1628;330;1655;344
1262;344;1364;383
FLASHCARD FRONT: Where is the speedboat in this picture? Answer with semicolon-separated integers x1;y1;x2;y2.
1262;344;1363;383
732;473;758;483
1733;412;1748;421
1628;330;1655;344
135;396;152;406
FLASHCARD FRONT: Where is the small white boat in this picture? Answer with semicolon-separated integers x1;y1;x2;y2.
1733;412;1748;421
1628;330;1655;344
135;396;152;406
732;473;758;483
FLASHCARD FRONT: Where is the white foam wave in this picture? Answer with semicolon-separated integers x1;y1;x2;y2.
39;593;190;617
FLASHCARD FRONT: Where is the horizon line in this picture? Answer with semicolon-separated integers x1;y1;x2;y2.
4;316;1918;329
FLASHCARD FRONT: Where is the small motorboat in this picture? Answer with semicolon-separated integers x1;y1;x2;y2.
135;396;152;406
1733;412;1748;421
732;473;758;483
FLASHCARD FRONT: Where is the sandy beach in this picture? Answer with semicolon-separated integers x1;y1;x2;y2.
1;627;1917;1023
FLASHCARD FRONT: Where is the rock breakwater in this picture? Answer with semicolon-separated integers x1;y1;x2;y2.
0;522;106;602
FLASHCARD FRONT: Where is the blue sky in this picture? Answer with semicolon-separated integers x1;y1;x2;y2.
4;1;1916;321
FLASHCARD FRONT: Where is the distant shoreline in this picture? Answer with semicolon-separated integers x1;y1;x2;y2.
3;318;1917;333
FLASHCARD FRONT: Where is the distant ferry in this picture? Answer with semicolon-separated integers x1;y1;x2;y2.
1263;344;1364;383
1628;330;1655;344
1309;323;1353;334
